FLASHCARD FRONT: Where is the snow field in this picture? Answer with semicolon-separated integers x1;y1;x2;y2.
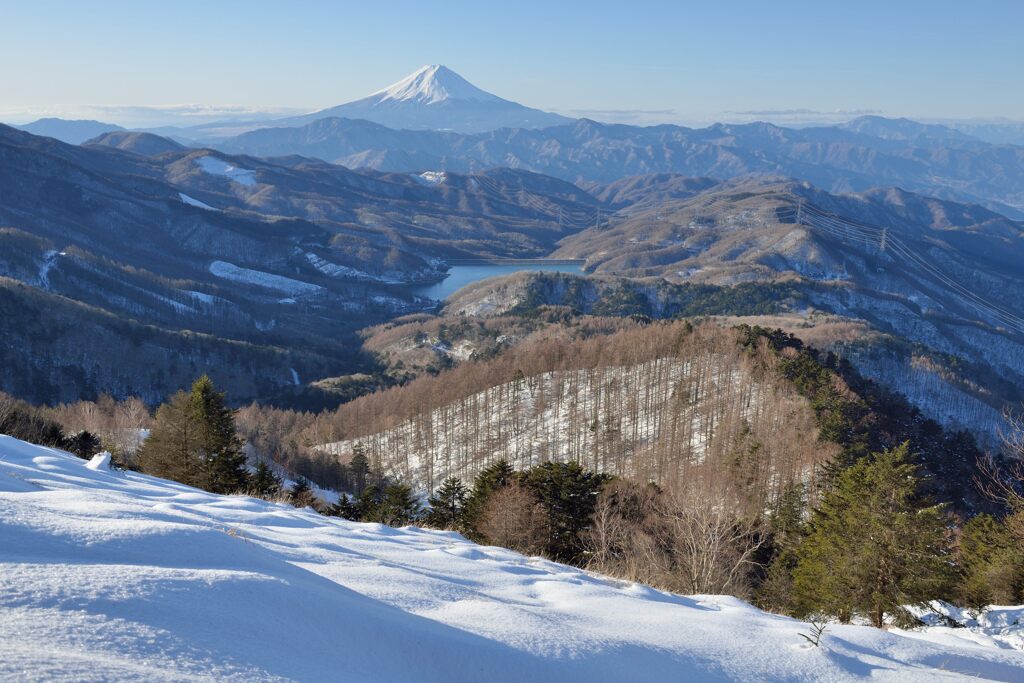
2;436;1023;681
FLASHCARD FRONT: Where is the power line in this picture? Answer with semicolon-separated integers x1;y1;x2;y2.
788;202;1024;334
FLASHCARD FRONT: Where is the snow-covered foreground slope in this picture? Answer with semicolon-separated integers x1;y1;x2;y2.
2;436;1023;682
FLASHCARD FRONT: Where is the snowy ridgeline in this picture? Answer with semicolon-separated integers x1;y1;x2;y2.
323;354;827;494
2;435;1023;682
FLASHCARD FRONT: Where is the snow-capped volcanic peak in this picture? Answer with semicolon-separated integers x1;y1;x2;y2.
285;64;571;132
371;65;503;105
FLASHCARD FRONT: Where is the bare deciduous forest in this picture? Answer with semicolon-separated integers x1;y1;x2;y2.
320;322;836;515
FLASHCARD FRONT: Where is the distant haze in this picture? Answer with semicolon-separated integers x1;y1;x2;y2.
1;1;1022;127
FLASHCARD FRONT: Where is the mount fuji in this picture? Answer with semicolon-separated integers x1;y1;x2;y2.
281;65;572;133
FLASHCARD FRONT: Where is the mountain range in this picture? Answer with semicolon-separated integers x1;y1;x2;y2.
12;66;1024;219
3;65;1024;448
212;115;1024;218
3;117;1024;441
432;174;1024;446
15;117;125;144
0;123;597;405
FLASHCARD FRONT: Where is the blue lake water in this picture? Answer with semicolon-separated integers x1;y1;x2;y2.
412;263;584;301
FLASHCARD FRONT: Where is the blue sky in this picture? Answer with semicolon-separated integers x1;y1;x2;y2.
2;0;1022;126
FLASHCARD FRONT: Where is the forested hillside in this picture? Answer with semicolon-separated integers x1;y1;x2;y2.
316;322;986;512
325;324;829;501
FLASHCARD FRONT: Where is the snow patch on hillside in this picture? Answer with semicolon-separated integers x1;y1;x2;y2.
412;171;447;186
85;450;112;470
209;260;322;296
36;249;60;289
186;290;217;305
195;156;257;186
303;252;399;284
178;192;221;211
2;435;1023;682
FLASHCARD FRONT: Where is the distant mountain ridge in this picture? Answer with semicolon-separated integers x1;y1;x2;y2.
838;115;984;147
16;118;125;144
85;130;185;155
215;115;1024;217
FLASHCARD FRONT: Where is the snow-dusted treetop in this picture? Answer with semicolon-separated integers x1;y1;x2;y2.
369;64;504;105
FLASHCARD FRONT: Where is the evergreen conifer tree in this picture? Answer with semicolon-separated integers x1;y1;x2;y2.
289;477;318;509
464;460;515;534
251;459;282;499
368;483;421;527
328;493;361;520
188;375;248;494
521;461;609;562
64;430;102;460
424;477;468;529
139;376;248;493
137;390;199;486
792;443;952;627
757;483;807;612
957;513;1024;607
349;443;370;495
356;481;385;520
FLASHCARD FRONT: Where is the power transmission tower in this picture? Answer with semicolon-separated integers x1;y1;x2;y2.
880;227;888;252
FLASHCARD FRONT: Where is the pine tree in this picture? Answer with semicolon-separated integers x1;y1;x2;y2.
522;461;609;562
328;493;361;520
289;477;318;509
250;459;282;499
137;390;199;486
349;443;370;495
464;460;515;535
368;483;421;527
355;481;385;520
957;514;1024;607
64;430;102;460
138;376;248;493
189;375;248;494
424;477;468;530
757;482;807;612
792;443;952;627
